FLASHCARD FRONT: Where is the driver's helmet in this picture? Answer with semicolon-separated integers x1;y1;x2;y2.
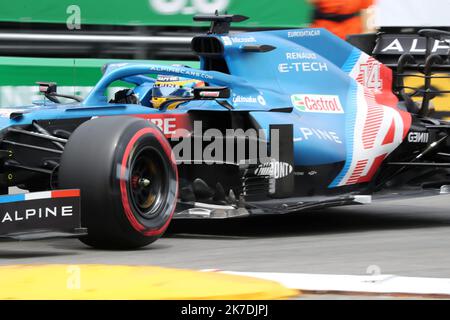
151;66;205;109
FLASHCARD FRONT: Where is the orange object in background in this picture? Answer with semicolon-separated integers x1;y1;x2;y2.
310;0;373;39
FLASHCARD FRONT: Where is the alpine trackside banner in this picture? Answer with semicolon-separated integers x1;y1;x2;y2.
0;0;312;28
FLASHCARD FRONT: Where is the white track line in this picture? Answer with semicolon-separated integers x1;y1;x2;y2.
208;271;450;297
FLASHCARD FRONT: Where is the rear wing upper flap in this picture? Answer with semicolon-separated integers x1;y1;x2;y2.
348;31;450;69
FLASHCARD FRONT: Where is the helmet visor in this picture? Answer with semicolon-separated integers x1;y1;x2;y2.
152;86;191;98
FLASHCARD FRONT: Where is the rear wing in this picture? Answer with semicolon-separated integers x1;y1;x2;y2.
349;29;450;116
373;31;450;68
348;31;450;68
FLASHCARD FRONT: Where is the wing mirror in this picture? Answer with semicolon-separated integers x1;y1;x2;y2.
37;82;57;95
36;82;83;103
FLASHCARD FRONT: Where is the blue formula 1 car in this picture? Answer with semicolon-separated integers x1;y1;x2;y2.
1;14;450;249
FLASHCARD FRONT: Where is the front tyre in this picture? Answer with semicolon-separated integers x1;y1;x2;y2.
59;116;178;249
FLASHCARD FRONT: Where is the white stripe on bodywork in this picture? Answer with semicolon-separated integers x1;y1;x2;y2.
24;191;52;201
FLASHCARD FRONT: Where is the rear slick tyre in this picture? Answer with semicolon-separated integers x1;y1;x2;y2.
58;116;178;249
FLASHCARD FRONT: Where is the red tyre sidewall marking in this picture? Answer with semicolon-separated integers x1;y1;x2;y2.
119;127;178;236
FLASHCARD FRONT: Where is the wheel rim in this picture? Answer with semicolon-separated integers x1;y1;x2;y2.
128;147;167;219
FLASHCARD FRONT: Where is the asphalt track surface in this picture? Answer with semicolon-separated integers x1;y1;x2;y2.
1;195;450;282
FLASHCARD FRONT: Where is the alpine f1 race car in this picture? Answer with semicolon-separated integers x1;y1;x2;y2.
2;14;450;249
